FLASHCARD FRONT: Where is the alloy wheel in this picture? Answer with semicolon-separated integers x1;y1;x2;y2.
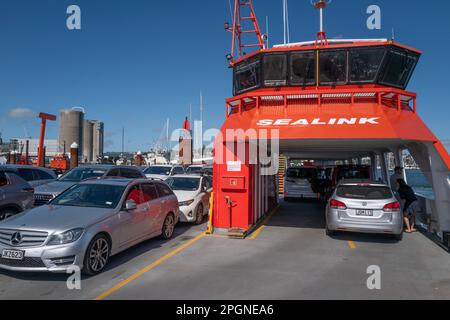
163;215;175;239
196;204;204;225
89;238;109;273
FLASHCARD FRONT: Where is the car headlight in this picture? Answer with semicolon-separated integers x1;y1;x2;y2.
48;228;84;246
179;199;194;207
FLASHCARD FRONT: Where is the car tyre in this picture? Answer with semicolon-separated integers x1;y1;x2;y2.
195;204;204;225
82;234;111;276
0;208;19;221
326;225;335;237
161;213;176;240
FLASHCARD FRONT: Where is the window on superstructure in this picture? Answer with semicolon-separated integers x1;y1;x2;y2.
349;47;386;83
234;56;261;95
263;54;287;86
290;51;316;86
379;49;419;89
319;50;348;85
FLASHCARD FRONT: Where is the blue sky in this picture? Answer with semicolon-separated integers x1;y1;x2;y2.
0;0;449;152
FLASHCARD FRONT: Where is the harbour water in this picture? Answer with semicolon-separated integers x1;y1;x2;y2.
405;169;434;198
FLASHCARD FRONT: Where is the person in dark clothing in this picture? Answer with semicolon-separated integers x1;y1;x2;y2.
397;179;418;233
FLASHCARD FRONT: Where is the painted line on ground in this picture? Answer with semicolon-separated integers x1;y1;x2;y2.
248;206;280;240
347;240;357;249
95;232;206;300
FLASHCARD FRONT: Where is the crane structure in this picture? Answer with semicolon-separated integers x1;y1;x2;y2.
37;112;56;167
225;0;265;63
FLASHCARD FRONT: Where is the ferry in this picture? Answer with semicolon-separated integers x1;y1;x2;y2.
211;0;450;245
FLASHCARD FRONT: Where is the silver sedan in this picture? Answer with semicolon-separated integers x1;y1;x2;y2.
0;178;179;275
326;180;404;240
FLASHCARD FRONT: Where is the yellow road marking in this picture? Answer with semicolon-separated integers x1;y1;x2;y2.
95;232;206;300
248;224;266;240
347;240;357;249
248;206;280;240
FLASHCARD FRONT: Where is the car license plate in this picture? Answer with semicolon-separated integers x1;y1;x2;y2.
356;210;374;217
1;249;25;261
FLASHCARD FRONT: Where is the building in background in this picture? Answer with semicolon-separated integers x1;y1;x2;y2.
59;108;84;157
82;120;94;163
14;139;58;157
92;121;104;162
58;108;104;163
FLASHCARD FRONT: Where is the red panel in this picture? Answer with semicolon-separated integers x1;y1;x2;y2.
221;177;246;190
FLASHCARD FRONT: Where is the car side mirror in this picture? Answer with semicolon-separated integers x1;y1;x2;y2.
125;200;137;211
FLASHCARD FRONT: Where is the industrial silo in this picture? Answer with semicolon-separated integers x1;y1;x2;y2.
92;121;104;162
82;120;94;163
59;108;84;157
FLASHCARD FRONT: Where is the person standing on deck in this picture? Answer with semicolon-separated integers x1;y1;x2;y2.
397;179;418;234
390;166;404;192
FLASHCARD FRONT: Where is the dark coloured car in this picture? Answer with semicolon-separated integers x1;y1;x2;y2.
0;165;56;188
33;165;146;206
0;171;34;221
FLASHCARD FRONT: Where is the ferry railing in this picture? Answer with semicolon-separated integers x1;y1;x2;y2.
226;87;417;118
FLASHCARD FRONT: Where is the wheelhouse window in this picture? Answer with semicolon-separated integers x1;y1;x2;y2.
319;50;348;85
379;49;419;88
290;51;316;86
349;47;386;83
234;55;261;94
263;54;287;86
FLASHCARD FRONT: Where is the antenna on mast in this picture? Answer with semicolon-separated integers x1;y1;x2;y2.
283;0;290;44
311;0;331;46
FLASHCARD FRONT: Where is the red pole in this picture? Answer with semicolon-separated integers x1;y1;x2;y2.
38;119;46;167
37;113;57;168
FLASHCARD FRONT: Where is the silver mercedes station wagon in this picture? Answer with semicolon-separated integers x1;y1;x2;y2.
0;178;179;275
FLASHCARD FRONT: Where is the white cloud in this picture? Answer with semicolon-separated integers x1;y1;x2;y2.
7;108;36;119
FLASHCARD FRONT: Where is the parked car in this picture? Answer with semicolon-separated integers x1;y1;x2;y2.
325;180;403;240
0;178;179;274
166;175;212;224
284;166;319;201
0;165;56;188
185;165;205;175
330;165;372;191
0;172;34;221
186;165;213;176
143;165;185;181
33;165;146;206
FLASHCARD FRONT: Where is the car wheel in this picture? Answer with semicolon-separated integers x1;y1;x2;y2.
82;235;110;276
326;225;335;237
195;204;204;225
0;208;19;221
161;213;176;240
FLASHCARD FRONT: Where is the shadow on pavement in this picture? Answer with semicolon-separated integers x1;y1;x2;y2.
266;199;402;244
0;222;203;282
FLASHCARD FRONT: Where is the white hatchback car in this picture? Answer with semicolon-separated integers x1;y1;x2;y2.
143;165;185;181
165;175;212;224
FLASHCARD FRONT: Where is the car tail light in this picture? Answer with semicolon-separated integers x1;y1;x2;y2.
383;202;400;212
23;188;34;193
330;199;347;210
